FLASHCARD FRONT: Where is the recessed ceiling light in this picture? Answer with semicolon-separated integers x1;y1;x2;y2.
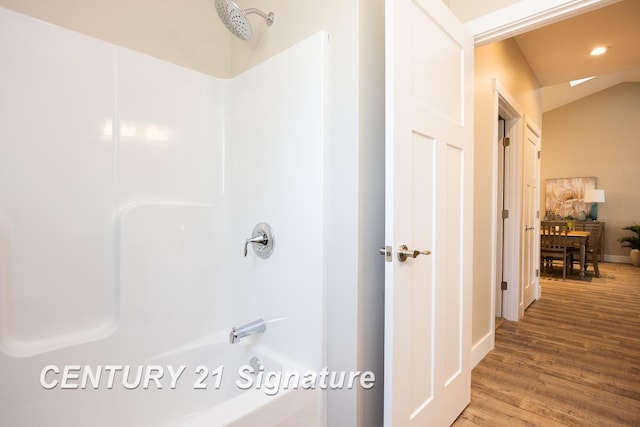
590;46;608;56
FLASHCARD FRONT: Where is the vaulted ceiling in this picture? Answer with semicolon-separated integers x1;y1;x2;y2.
512;0;640;111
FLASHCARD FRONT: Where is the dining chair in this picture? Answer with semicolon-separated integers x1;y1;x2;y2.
540;221;571;279
570;222;601;277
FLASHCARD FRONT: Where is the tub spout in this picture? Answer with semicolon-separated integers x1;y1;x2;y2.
230;319;266;344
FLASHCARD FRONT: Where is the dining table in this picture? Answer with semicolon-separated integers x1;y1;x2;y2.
555;230;591;279
540;230;591;280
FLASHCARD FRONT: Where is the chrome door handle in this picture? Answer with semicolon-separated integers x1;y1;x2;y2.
397;244;431;262
525;227;535;231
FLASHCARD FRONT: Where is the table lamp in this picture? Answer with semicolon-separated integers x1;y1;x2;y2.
584;189;605;221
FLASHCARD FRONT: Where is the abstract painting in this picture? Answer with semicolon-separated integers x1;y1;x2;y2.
545;177;595;219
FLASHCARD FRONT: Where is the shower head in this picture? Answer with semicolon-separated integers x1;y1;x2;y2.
215;0;275;41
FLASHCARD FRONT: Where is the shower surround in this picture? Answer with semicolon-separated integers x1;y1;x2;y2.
0;7;325;425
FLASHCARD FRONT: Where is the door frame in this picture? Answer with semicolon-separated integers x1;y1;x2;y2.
466;1;605;366
491;80;524;324
494;116;506;319
465;0;621;45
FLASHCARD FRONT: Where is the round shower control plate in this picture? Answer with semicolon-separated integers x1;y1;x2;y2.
252;222;275;259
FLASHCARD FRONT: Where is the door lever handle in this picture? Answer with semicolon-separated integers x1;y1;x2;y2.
397;244;431;262
525;227;535;231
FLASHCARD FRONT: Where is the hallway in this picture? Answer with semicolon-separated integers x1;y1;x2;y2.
454;262;640;426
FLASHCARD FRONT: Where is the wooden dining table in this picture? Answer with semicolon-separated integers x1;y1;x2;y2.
553;230;591;279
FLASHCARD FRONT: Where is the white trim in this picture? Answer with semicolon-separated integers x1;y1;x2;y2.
524;115;542;139
604;255;631;264
525;116;542;300
511;118;524;320
466;0;622;46
494;80;524;118
489;87;499;334
526;119;541;138
492;79;524;322
471;331;494;369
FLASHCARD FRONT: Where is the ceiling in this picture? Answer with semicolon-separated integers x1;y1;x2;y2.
512;0;640;112
0;0;234;77
0;0;638;109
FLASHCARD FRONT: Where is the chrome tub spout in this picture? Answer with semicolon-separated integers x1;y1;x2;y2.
229;319;266;344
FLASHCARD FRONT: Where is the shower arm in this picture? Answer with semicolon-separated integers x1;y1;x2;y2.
243;8;275;26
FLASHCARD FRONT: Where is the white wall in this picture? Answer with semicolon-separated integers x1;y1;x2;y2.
448;0;522;22
0;6;229;357
225;1;386;425
356;1;386;425
0;7;119;356
0;8;228;423
226;32;326;370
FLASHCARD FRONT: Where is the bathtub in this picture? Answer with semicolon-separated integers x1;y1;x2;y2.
159;342;322;427
1;340;321;427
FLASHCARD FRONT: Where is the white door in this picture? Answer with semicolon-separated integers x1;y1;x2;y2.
383;0;473;425
496;118;507;318
521;121;541;311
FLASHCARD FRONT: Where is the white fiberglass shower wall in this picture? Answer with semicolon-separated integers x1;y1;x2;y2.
0;7;325;425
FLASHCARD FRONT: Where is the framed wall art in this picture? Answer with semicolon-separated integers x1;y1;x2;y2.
545;176;595;219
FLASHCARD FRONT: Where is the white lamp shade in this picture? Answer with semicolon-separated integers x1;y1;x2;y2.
584;189;605;203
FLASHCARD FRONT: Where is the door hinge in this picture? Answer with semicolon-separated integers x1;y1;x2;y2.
537;210;540;219
536;269;539;278
537;150;541;159
501;281;508;291
502;137;510;147
502;209;509;219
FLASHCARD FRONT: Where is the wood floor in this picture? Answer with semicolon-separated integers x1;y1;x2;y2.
453;262;640;426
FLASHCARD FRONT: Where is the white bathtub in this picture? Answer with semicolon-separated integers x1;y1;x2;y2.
159;342;322;427
1;341;320;427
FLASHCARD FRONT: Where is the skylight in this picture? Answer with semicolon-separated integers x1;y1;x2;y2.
569;76;595;87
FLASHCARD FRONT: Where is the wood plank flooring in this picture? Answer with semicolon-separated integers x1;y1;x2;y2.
453;262;640;426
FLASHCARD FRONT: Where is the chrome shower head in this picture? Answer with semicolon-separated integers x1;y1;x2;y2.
215;0;275;41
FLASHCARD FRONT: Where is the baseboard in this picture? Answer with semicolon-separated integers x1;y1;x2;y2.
471;331;494;368
604;255;631;264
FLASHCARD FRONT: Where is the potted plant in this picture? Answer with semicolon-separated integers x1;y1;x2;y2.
565;215;575;231
618;224;640;267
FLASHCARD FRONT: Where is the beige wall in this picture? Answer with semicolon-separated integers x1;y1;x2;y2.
228;0;336;75
541;83;640;260
473;39;542;344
